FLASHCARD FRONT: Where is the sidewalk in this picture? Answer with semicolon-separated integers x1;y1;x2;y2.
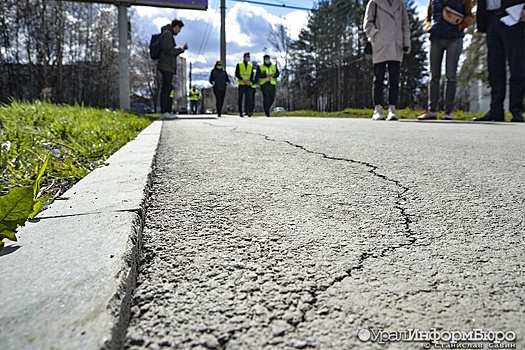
0;120;162;350
1;115;524;349
125;116;525;349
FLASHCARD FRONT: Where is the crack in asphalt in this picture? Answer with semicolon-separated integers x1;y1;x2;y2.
238;130;419;320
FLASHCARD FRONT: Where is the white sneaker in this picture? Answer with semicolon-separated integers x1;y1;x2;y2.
372;105;386;120
386;105;398;121
417;110;438;120
161;112;178;119
442;113;453;120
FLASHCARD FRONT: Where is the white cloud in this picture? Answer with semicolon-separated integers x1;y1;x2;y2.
133;1;311;87
282;10;309;40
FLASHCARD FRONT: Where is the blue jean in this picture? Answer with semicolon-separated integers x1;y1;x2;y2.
428;37;463;113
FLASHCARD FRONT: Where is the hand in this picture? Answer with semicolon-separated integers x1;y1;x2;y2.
403;47;411;54
243;80;251;85
521;9;525;21
183;43;188;50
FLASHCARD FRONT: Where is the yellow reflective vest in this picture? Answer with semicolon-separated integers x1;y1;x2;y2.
238;62;253;85
189;88;199;101
259;64;277;86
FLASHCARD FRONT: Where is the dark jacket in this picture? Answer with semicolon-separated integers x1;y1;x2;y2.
158;24;185;73
209;68;230;91
477;0;525;32
427;0;474;39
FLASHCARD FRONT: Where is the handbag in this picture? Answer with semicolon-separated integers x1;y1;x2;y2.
442;3;465;25
364;41;372;56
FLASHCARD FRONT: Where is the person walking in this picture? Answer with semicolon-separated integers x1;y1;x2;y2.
209;60;230;117
364;0;411;121
473;0;525;122
235;52;254;117
158;18;188;119
247;61;259;116
189;85;199;115
257;54;280;117
417;0;474;120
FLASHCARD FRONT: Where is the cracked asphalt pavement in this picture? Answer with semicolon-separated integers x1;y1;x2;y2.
124;116;525;350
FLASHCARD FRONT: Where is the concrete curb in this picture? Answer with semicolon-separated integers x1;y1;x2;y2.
0;120;163;349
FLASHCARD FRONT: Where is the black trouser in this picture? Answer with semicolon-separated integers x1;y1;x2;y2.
486;16;525;116
238;85;252;115
160;70;173;113
261;83;276;116
190;100;198;114
373;61;400;106
213;87;226;114
248;87;256;115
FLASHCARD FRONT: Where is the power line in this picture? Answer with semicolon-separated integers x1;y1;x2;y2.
228;0;313;11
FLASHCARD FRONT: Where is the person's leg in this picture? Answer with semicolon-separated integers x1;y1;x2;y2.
268;85;276;113
373;62;386;106
261;84;271;116
444;37;463;114
387;61;400;106
486;20;507;117
429;39;446;112
246;87;254;116
220;89;226;116
160;70;173;114
505;22;525;117
214;87;224;115
238;85;246;116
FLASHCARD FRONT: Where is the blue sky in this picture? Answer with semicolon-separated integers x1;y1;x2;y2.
132;0;427;86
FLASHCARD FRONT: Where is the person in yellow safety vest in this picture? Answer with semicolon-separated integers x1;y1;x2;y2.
169;84;176;115
247;61;259;116
189;85;199;115
235;52;255;117
256;54;280;117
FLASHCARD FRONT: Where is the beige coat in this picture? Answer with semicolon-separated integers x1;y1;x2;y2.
364;0;411;64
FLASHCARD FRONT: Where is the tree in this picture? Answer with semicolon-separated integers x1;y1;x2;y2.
0;1;120;107
267;24;293;110
287;0;427;112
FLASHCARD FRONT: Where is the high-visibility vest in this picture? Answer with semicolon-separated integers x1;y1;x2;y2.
238;62;253;85
189;88;199;101
259;64;277;86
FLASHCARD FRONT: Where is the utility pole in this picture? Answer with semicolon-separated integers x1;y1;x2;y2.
220;0;226;66
117;5;130;110
189;62;193;88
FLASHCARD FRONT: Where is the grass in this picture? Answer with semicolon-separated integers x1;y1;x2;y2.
0;101;157;249
0;101;157;196
269;108;489;120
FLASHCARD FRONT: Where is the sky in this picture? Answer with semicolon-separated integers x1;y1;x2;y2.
132;0;427;88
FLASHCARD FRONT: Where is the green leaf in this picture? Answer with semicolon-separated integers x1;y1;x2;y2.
0;223;18;241
33;154;50;199
0;186;34;243
28;196;48;219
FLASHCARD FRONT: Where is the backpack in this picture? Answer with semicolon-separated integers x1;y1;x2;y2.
149;33;161;60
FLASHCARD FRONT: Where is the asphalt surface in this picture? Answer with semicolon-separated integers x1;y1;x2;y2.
124;116;525;350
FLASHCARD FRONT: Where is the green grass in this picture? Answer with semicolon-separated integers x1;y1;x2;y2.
0;101;157;195
270;108;489;120
0;101;157;249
